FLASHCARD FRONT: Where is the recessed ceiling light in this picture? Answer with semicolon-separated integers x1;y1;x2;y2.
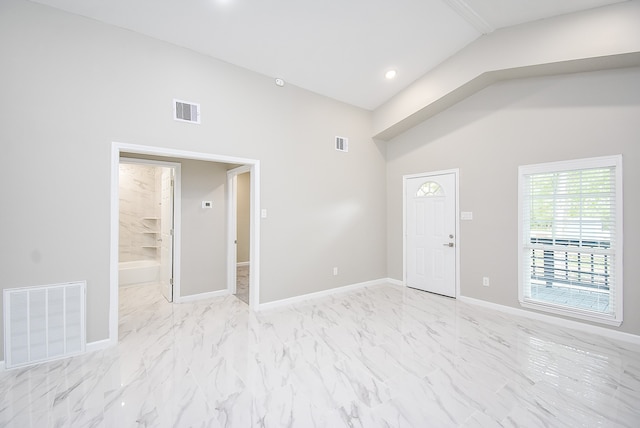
385;70;397;80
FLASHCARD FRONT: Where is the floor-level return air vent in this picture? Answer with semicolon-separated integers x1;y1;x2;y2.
173;99;201;124
3;281;86;369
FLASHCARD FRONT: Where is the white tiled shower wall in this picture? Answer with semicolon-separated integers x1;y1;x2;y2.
118;164;161;263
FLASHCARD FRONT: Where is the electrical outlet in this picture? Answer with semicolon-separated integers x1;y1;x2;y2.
333;267;338;276
482;277;490;287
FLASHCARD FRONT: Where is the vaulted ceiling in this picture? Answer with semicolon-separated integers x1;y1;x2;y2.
30;0;627;110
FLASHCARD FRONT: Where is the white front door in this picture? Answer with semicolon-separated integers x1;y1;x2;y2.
406;172;456;297
160;167;174;302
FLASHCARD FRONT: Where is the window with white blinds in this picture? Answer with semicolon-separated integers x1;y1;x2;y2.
518;155;623;326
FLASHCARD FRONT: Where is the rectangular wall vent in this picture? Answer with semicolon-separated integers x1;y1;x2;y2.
173;99;201;124
335;136;348;152
3;281;86;369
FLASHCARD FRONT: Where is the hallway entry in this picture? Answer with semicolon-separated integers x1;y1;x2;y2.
110;142;262;347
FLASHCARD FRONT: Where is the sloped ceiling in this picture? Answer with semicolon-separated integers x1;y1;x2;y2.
30;0;626;110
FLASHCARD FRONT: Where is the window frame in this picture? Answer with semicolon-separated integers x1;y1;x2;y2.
518;155;623;326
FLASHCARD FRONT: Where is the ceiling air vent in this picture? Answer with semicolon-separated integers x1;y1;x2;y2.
335;136;348;152
173;99;200;124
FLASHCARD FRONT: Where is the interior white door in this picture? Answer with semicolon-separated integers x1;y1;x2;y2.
406;173;456;297
160;167;174;302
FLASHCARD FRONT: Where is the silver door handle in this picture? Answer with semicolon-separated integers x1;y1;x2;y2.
443;243;454;247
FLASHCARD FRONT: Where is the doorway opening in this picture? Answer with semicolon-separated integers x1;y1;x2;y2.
227;166;251;305
110;142;261;347
118;159;179;304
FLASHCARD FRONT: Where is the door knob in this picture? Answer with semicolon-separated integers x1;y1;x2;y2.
442;242;454;247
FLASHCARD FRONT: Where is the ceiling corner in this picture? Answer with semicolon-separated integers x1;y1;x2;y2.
441;0;495;34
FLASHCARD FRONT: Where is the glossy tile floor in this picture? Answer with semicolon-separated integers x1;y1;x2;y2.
1;282;639;427
236;265;249;305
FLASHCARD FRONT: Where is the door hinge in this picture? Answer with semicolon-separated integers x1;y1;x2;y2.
170;229;174;236
170;278;173;286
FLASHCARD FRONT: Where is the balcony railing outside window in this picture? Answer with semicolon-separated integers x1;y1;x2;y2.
530;237;610;291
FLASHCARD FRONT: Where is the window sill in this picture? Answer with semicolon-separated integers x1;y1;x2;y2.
519;299;622;327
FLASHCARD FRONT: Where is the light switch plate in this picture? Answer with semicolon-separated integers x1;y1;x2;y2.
460;211;473;220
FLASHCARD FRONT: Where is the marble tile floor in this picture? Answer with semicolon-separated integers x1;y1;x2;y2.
236;265;249;305
1;282;639;427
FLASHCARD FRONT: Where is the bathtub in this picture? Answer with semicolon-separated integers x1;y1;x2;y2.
118;260;160;286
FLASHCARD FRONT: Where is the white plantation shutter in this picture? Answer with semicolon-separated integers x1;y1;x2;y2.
518;155;623;326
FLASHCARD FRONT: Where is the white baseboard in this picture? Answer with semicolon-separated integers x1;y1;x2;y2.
177;289;230;303
258;278;393;311
386;278;404;286
236;261;250;267
458;295;640;346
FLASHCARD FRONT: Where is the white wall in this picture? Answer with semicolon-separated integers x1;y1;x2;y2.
0;0;387;358
180;160;228;296
386;67;640;335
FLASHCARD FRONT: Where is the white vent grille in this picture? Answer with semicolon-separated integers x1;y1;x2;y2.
173;99;201;124
3;281;86;369
335;136;348;152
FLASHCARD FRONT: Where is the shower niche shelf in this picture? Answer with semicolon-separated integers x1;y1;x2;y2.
140;218;160;249
140;218;159;232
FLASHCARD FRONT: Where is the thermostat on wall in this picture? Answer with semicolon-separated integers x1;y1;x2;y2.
202;201;213;209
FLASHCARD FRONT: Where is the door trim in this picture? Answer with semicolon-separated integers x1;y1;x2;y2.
402;168;460;298
118;158;181;302
110;142;261;348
